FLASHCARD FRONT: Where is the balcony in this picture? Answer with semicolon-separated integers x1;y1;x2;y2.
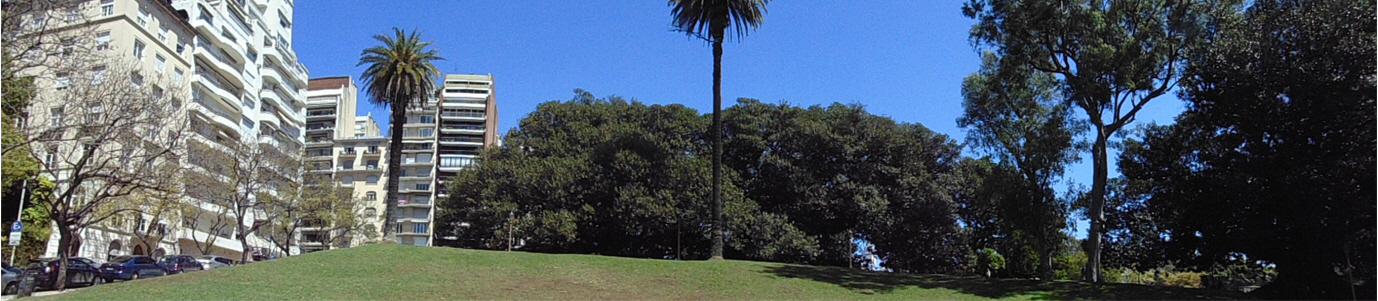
362;148;382;156
306;109;335;120
439;124;484;133
195;67;243;99
438;137;484;146
192;93;239;130
305;124;334;132
340;149;357;157
440;111;485;120
397;197;431;207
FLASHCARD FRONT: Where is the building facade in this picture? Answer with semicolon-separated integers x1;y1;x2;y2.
29;0;309;262
298;76;388;254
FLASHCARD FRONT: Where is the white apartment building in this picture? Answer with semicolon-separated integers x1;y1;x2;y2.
30;0;309;262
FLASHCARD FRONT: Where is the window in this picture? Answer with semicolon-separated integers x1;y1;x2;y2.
366;192;376;202
137;5;148;26
129;71;143;87
100;0;114;16
173;68;184;83
86;104;103;123
340;176;353;186
65;9;80;23
95;31;110;50
157;24;167;42
176;40;185;54
92;66;107;84
341;161;353;169
54;73;70;90
133;39;145;59
365;176;378;184
152;86;163;99
413;223;428;234
49;107;64;127
155;54;166;73
31;15;45;30
366;160;378;169
60;38;74;57
421;128;434;137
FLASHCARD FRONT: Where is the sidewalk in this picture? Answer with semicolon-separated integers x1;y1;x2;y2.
1;288;78;300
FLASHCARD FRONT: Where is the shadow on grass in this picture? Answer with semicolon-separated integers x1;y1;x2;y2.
762;265;1253;300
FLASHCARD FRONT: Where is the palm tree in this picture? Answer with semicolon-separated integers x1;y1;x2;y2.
669;0;769;259
357;28;443;242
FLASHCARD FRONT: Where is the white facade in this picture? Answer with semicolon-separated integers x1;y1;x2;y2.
38;0;309;263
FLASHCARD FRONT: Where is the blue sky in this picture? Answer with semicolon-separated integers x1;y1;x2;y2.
292;0;1188;239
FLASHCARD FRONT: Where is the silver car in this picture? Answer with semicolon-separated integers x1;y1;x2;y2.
3;265;19;295
195;256;234;269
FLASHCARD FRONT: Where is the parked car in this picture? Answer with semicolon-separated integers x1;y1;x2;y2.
24;257;102;290
195;255;234;269
100;255;166;282
3;264;19;295
157;255;204;274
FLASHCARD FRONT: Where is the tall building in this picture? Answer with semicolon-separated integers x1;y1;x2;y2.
28;0;310;262
414;74;501;246
299;76;387;254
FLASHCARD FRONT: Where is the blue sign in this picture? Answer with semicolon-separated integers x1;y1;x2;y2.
10;221;21;233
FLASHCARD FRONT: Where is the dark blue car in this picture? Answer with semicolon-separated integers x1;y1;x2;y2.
99;255;166;282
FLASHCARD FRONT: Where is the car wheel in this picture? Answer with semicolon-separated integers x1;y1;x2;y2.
130;272;140;280
94;277;105;285
4;282;17;295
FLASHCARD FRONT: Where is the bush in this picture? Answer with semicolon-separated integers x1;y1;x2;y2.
1054;251;1087;280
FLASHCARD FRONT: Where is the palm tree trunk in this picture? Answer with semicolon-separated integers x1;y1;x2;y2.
381;101;406;243
710;36;725;260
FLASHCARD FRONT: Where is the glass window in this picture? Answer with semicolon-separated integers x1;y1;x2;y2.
340;176;353;185
365;176;378;184
155;54;166;72
158;24;168;42
133;39;145;59
96;31;110;50
413;223;428;234
100;0;114;16
366;192;376;201
54;73;69;89
137;5;148;26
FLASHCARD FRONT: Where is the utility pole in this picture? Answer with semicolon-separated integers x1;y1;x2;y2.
506;211;513;252
9;180;29;265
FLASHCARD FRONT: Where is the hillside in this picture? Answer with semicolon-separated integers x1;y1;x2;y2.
39;244;1251;300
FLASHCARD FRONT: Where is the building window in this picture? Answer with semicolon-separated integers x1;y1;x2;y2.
54;73;70;90
366;160;378;169
65;9;80;23
173;68;184;83
92;66;107;84
157;23;167;42
133;39;145;59
366;192;376;202
130;72;143;87
95;31;110;50
340;176;353;186
100;0;114;16
155;54;166;73
365;176;378;184
413;223;428;234
137;5;148;26
49;107;64;127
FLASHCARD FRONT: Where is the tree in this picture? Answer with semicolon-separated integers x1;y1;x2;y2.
668;0;769;260
720;99;969;272
1113;0;1374;298
957;52;1082;279
357;28;443;243
17;60;187;290
264;174;371;256
437;90;817;261
194;136;299;264
962;0;1226;281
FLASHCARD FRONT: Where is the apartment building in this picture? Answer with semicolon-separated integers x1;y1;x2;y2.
298;76;388;254
415;74;501;246
29;0;309;262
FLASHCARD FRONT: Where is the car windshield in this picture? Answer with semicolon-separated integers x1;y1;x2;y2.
111;255;134;263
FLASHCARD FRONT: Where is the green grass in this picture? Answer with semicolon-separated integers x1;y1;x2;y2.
39;244;1251;300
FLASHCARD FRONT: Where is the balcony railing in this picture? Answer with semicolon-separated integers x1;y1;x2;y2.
439;137;483;143
440;111;485;118
193;94;237;122
195;67;242;98
227;7;252;35
440;125;484;131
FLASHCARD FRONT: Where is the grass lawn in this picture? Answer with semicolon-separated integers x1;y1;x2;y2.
37;244;1251;300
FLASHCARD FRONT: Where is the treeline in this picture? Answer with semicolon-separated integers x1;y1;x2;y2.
437;90;973;274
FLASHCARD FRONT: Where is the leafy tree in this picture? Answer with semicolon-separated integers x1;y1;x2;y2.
721;99;969;272
1113;0;1375;298
357;28;443;243
264;175;371;256
437;90;817;261
962;0;1227;281
669;0;769;260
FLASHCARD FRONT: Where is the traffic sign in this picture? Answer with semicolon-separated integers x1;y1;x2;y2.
10;221;20;233
8;232;20;246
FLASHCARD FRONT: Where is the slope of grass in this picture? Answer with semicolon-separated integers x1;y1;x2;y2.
38;244;1250;300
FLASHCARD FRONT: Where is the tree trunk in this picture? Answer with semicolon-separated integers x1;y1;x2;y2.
1083;126;1108;283
54;222;71;291
381;100;406;243
237;233;250;264
709;32;725;261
